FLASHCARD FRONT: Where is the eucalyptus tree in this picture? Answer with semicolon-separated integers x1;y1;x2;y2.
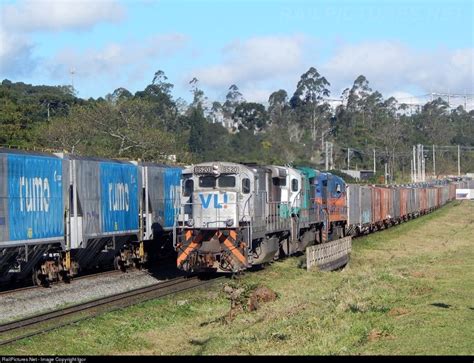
290;67;331;151
223;84;245;126
268;89;289;125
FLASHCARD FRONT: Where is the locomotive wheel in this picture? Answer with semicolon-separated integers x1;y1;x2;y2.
114;256;126;272
59;270;71;284
32;269;47;287
133;259;142;270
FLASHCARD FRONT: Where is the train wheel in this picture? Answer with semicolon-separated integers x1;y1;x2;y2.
32;269;47;287
59;270;71;284
133;259;142;270
114;256;126;272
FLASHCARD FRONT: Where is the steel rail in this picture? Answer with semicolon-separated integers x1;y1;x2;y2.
0;275;222;347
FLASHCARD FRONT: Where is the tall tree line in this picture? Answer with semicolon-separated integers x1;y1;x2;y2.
0;68;472;181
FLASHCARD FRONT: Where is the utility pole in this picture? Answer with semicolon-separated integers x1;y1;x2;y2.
416;144;421;182
330;142;334;170
347;148;350;169
458;144;461;176
421;144;425;182
373;149;376;174
70;67;76;90
384;163;388;185
421;153;425;182
325;141;329;170
419;144;423;182
412;145;416;182
432;145;436;178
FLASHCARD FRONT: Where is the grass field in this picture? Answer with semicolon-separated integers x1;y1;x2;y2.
2;201;473;355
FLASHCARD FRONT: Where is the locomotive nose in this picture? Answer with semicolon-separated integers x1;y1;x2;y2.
192;191;238;229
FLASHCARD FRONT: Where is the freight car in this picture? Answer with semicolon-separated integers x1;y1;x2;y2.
0;148;181;286
174;161;463;273
346;179;458;236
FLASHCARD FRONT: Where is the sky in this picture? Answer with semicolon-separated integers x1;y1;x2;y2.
0;0;473;105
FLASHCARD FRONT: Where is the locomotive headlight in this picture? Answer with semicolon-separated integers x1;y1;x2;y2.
225;218;234;227
186;218;194;227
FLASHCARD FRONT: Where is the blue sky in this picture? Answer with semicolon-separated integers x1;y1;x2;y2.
0;0;473;104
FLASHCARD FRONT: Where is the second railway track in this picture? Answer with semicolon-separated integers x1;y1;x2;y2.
0;275;223;347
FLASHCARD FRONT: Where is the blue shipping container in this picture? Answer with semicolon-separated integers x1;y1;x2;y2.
100;162;139;233
164;168;182;228
8;154;64;241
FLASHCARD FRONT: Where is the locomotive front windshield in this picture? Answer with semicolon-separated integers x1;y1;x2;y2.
198;175;236;188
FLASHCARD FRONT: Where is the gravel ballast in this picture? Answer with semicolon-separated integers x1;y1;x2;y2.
0;269;169;323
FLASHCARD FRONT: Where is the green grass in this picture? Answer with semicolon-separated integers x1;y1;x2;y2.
1;201;473;355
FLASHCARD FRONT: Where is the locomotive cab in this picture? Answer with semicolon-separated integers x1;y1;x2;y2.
175;162;255;273
179;162;254;230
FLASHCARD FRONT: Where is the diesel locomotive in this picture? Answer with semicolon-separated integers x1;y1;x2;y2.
174;161;467;273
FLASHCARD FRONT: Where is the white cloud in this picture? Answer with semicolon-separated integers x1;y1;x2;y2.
192;34;307;89
1;0;125;32
0;29;37;75
322;41;474;95
239;87;274;104
46;33;188;85
0;0;126;76
192;37;473;103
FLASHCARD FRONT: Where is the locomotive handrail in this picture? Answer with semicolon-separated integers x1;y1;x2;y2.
241;193;253;222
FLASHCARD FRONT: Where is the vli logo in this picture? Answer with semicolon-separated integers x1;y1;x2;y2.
199;193;228;209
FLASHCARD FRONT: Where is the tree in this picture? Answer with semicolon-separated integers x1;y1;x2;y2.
268;89;288;125
152;70;173;95
223;84;244;124
188;105;207;156
209;101;226;126
289;67;331;150
189;77;207;112
233;102;268;132
134;70;178;131
34;100;178;161
107;87;132;105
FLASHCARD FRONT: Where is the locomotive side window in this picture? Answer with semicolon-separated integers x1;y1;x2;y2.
199;176;216;188
242;178;250;194
218;175;236;187
291;179;299;192
183;179;194;197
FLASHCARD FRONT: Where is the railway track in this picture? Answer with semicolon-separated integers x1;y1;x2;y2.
0;275;222;347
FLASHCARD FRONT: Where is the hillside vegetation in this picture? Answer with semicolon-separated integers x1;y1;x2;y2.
1;69;473;182
2;201;473;355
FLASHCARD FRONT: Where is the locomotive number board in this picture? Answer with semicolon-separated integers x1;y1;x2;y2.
194;165;239;174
